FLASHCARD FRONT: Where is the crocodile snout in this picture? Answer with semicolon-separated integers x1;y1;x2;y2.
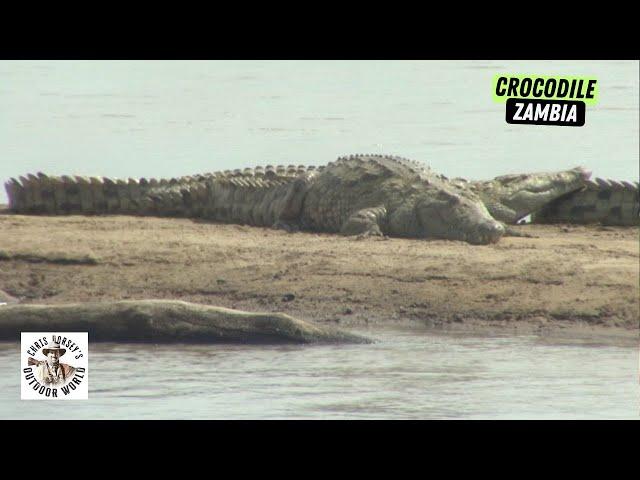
471;222;505;245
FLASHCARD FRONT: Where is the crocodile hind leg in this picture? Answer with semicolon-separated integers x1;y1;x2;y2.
273;177;309;232
340;206;387;237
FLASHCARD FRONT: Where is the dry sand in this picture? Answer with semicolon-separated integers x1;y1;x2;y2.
0;209;638;342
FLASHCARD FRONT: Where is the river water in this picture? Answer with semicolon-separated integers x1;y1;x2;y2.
0;60;638;205
1;328;637;419
0;61;638;419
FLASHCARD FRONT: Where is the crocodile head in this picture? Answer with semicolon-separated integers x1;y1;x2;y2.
389;188;505;245
474;166;592;223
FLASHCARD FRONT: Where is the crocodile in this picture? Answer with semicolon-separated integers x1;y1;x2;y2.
453;167;592;224
450;170;638;226
4;155;507;245
531;177;639;226
5;155;623;242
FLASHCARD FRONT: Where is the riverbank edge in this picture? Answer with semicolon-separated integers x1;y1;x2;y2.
0;210;637;344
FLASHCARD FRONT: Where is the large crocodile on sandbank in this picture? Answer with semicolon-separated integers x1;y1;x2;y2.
5;155;636;245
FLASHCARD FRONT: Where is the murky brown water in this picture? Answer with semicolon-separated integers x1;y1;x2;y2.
1;328;638;419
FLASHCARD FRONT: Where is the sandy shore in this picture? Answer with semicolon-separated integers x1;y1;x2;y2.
0;209;638;342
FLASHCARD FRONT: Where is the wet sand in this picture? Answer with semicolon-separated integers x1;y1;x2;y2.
0;209;638;343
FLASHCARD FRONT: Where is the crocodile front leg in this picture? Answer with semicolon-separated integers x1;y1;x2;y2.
484;201;536;237
340;206;387;237
502;224;537;238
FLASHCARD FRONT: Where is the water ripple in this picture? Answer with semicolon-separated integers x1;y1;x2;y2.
0;328;637;419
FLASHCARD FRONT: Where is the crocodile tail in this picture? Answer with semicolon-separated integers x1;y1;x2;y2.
532;178;639;226
4;173;163;215
4;173;230;217
4;165;316;219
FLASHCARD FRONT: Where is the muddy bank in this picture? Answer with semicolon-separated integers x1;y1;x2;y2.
0;300;371;344
0;211;638;340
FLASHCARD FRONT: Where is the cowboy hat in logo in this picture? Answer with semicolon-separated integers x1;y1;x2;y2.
21;332;88;400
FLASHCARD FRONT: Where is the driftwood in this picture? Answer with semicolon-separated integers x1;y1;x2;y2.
0;300;372;344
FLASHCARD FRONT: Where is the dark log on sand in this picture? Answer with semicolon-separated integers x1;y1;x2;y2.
0;300;372;344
